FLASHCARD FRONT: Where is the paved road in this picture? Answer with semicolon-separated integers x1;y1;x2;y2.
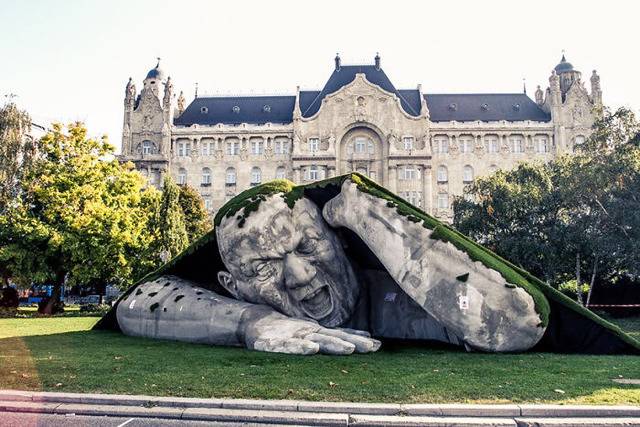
0;412;273;427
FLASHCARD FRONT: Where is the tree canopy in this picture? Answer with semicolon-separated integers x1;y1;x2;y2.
0;122;159;312
453;107;640;303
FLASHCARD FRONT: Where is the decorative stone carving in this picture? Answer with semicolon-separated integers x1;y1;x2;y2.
177;91;186;116
163;76;173;109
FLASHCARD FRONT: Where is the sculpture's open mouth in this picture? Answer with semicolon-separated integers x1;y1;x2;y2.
300;285;333;319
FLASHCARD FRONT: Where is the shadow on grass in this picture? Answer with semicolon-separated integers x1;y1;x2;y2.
1;329;639;404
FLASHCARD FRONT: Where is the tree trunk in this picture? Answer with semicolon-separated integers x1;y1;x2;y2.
39;283;62;315
575;252;583;305
586;257;598;307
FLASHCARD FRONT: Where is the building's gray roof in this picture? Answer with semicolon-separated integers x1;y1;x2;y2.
424;93;551;122
174;95;296;126
301;65;421;117
174;66;550;126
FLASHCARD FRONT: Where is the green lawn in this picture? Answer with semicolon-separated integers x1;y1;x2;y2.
1;317;639;404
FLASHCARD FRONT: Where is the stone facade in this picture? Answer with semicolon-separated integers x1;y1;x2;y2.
120;55;602;221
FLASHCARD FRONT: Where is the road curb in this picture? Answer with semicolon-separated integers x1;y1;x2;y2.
1;390;640;426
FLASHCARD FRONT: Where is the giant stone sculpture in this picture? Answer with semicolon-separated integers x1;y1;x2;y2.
100;174;640;355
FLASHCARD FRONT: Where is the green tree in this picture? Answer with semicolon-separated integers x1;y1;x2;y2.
178;184;211;243
0;122;159;313
156;177;189;261
0;101;35;213
454;107;640;301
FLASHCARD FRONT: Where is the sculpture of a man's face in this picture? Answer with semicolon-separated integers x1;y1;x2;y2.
216;195;359;327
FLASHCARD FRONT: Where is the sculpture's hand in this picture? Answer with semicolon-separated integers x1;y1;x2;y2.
242;309;381;355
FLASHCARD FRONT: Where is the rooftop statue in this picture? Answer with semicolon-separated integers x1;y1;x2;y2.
98;174;640;355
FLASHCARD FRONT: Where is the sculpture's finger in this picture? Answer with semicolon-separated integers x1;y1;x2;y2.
305;333;356;355
252;338;319;355
319;328;382;353
337;327;371;338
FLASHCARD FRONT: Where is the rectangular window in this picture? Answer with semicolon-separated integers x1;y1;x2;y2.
201;141;213;156
308;165;318;181
536;137;549;153
460;137;472;154
274;140;289;155
510;137;524;154
204;199;212;210
437;193;449;209
403;136;414;151
252;140;264;155
486;136;499;154
309;138;319;152
177;141;191;157
226;141;240;156
354;137;367;153
434;137;449;154
402;166;417;181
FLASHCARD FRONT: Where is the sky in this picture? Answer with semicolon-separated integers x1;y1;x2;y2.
2;0;639;153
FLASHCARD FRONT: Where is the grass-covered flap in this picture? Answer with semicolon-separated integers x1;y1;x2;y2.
96;173;640;354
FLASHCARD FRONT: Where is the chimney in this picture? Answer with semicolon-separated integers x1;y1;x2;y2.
335;53;341;71
374;52;381;70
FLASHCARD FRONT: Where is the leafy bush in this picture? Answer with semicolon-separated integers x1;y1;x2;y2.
79;303;111;314
558;280;591;300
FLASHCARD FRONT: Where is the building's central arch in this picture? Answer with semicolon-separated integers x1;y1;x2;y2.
338;126;385;183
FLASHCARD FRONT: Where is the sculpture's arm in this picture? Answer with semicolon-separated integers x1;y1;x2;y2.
116;275;380;355
322;179;545;352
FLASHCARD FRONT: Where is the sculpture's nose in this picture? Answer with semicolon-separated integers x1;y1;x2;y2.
284;253;316;290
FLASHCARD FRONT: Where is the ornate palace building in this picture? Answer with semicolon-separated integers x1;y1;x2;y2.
120;54;602;220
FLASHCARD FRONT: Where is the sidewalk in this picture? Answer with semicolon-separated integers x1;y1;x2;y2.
1;389;639;426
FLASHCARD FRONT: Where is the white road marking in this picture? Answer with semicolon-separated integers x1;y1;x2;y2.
117;417;135;427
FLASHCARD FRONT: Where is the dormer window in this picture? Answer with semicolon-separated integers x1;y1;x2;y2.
481;103;489;111
200;107;208;114
232;106;240;114
448;103;457;111
513;104;521;111
263;105;271;112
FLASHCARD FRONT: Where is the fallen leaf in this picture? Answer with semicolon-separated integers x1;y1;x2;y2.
55;383;63;387
340;369;349;374
114;356;123;360
328;381;337;387
10;370;17;374
554;389;565;394
21;373;29;378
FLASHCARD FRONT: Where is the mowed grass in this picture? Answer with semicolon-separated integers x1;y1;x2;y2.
1;317;639;404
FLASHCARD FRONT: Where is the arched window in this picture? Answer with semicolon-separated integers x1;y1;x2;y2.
251;167;262;185
574;135;585;151
201;167;211;185
225;167;236;186
437;165;448;183
142;140;155;155
489;164;498;174
463;165;474;183
275;166;286;180
177;168;187;185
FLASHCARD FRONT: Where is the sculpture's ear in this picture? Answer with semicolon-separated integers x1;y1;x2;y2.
217;271;240;299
